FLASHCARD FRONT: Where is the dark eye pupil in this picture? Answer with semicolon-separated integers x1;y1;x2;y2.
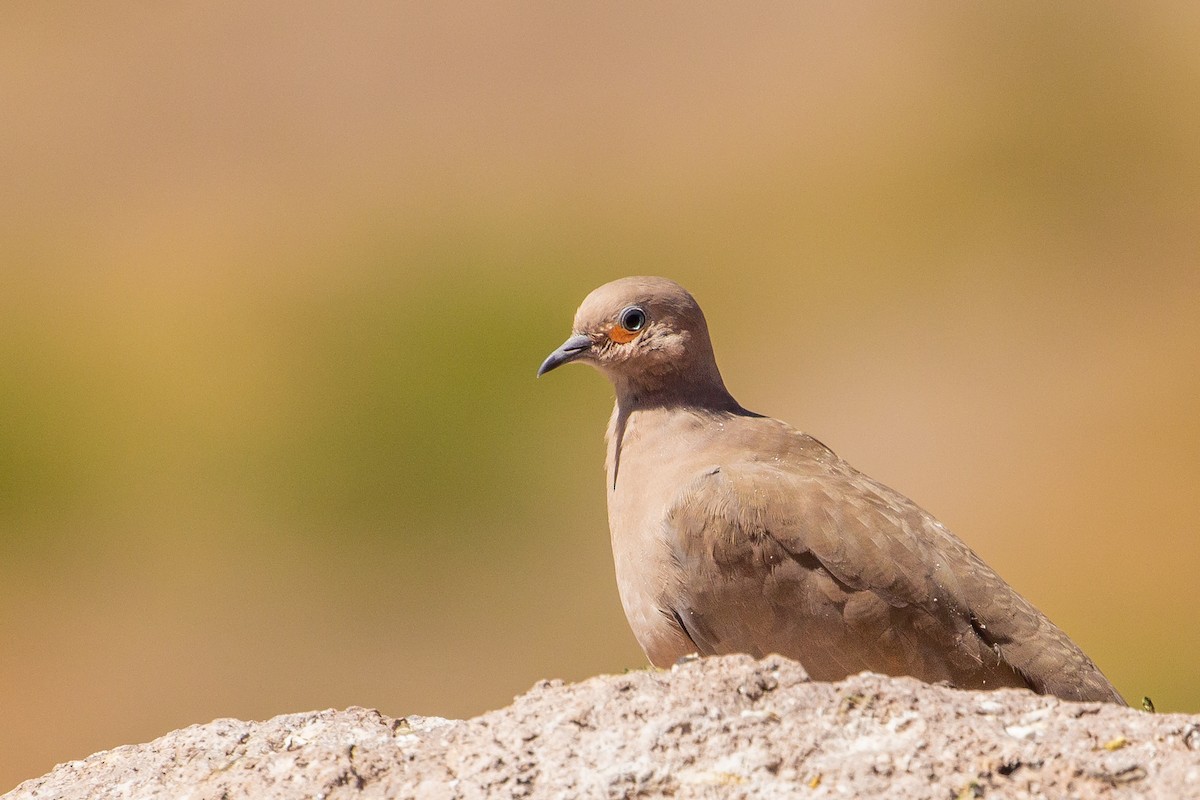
621;307;646;332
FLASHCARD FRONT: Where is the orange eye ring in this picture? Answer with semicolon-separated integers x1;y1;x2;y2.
609;325;640;344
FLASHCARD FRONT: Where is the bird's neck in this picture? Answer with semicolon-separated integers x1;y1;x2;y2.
610;366;741;415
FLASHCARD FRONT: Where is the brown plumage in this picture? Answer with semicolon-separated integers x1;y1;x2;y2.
539;276;1123;704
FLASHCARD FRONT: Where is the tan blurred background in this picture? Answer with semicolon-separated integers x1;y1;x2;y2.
2;2;1199;788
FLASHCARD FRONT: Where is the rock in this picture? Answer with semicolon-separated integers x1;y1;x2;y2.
6;654;1198;799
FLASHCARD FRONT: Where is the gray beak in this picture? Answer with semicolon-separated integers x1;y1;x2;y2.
537;333;593;377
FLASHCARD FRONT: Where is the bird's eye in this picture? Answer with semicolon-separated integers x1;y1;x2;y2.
618;306;647;333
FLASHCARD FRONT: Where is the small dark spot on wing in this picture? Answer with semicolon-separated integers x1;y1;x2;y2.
665;606;702;652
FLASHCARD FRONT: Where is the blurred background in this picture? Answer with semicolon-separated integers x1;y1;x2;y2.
3;2;1199;788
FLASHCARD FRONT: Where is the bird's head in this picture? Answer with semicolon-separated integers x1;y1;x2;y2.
538;276;733;407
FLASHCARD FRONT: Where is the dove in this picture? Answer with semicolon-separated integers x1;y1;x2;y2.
538;276;1123;704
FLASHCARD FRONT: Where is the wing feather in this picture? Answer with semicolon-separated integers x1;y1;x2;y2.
661;445;1122;703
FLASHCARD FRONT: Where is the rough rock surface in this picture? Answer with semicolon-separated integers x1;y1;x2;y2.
6;655;1199;799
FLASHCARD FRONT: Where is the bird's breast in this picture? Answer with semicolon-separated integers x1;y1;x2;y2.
604;407;727;664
